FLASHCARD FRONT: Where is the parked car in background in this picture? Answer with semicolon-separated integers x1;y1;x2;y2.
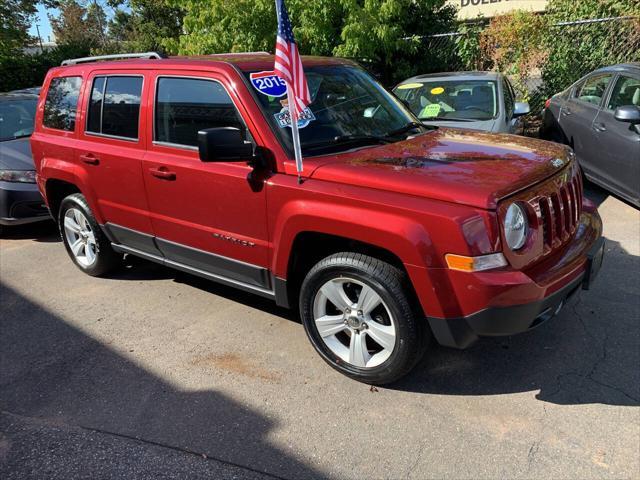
0;88;51;227
393;72;530;134
540;63;640;207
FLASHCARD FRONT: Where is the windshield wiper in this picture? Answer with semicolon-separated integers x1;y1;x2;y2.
422;117;475;122
385;122;425;138
304;134;391;152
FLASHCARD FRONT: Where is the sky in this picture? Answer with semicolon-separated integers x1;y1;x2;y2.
27;3;122;44
28;4;56;43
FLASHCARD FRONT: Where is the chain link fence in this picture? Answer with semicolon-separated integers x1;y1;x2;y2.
418;16;640;135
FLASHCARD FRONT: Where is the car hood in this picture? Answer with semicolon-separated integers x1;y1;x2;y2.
0;137;34;170
308;128;571;210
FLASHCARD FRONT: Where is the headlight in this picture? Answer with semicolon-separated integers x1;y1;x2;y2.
0;170;37;183
504;203;528;250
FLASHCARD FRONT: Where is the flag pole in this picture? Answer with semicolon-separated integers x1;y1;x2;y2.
287;84;304;184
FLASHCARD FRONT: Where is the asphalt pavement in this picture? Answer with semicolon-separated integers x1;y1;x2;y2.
1;183;638;479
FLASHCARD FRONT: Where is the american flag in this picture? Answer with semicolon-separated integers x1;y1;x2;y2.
274;0;311;116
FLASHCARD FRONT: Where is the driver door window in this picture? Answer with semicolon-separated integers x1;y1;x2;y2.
154;77;244;148
607;75;640;110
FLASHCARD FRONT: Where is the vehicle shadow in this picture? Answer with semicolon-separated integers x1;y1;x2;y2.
0;220;58;242
582;180;610;207
0;283;326;480
583;178;638;210
108;237;638;408
390;237;639;407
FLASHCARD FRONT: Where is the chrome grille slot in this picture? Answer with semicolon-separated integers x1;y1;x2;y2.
539;198;552;248
534;166;582;252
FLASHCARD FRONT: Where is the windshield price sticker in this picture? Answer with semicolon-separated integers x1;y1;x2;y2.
274;107;316;129
430;87;445;95
250;71;287;97
420;104;441;118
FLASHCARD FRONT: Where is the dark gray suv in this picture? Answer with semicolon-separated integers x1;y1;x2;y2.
540;63;640;207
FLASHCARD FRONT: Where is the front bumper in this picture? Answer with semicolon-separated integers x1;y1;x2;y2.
426;207;604;349
0;181;51;226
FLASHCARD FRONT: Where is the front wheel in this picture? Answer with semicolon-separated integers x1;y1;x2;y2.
59;193;121;276
299;253;427;385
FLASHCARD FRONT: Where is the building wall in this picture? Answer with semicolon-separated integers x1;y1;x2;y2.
447;0;548;20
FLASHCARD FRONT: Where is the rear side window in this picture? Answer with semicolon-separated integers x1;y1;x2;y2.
43;76;82;131
155;77;243;147
86;76;143;140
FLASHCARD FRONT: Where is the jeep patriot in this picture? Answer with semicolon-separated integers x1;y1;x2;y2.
31;52;604;384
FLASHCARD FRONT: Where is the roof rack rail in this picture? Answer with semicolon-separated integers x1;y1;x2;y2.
207;51;271;56
61;52;165;66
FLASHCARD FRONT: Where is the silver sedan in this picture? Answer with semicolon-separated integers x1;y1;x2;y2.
393;71;530;134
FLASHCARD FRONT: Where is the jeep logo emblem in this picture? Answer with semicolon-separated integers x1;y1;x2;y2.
551;158;564;168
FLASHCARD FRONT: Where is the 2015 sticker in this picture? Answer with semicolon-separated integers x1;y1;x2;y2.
274;106;316;129
250;71;287;97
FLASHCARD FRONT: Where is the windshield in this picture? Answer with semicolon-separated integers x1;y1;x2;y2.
245;65;424;156
0;97;38;141
393;80;498;121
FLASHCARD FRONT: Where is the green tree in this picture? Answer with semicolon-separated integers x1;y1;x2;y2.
480;10;549;100
49;0;107;48
166;0;276;55
0;1;58;56
334;0;456;84
541;0;640;95
166;0;456;84
104;0;184;54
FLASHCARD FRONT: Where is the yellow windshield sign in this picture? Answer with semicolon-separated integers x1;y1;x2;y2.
430;87;445;95
397;83;423;90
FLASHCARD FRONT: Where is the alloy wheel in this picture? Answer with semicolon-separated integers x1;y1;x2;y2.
63;207;98;267
312;277;397;368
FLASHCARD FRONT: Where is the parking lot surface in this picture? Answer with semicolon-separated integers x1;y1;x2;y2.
1;184;639;480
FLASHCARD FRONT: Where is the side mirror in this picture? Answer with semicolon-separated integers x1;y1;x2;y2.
198;127;253;162
614;105;640;124
513;102;530;118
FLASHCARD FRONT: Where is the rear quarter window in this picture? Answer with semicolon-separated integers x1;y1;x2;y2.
86;76;143;140
43;76;82;131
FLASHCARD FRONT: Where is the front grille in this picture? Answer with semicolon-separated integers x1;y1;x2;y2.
536;168;583;250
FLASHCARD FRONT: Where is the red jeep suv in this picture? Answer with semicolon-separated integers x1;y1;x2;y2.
31;52;604;384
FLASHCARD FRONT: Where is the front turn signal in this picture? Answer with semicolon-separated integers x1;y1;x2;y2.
445;253;508;272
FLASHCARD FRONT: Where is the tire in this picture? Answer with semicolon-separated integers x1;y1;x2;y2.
58;193;121;276
299;252;427;385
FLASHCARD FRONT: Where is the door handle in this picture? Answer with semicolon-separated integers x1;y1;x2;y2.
149;167;176;180
80;154;99;165
561;108;572;116
593;122;607;132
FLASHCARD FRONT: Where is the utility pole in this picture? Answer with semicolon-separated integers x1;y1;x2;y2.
35;23;44;53
92;0;107;48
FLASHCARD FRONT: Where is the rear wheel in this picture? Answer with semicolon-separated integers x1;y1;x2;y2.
299;252;427;385
59;193;121;276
